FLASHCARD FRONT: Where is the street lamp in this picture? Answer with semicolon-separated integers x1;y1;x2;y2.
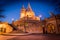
39;15;46;34
12;18;14;21
12;18;14;24
38;15;42;20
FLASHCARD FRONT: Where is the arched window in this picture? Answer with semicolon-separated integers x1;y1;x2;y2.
0;28;6;33
47;23;55;33
0;28;3;32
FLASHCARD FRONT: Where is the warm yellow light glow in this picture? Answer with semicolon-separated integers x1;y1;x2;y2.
26;12;32;17
20;3;40;21
0;24;3;28
20;13;25;18
36;17;40;20
0;23;13;34
0;24;6;28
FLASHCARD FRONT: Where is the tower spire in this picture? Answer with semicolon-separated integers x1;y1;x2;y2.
21;5;25;10
22;5;25;9
21;4;26;11
27;3;32;11
20;5;26;18
28;3;31;9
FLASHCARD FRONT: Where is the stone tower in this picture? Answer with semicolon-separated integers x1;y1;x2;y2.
26;3;35;18
20;3;40;20
20;5;26;18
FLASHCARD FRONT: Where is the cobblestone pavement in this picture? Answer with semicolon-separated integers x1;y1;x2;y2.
6;34;60;40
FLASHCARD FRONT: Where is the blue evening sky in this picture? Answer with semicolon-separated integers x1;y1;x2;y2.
0;0;60;23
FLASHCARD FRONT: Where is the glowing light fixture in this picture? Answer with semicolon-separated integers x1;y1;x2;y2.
12;18;14;21
39;15;42;18
0;24;3;28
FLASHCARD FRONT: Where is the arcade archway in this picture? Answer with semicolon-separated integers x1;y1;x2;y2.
47;23;55;33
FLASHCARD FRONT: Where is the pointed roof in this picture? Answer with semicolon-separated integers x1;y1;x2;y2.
27;3;32;11
28;3;31;9
49;12;55;17
22;5;25;9
21;5;26;10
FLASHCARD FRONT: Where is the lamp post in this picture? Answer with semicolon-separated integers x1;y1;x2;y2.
12;18;14;24
24;15;28;33
39;15;45;33
42;25;45;34
24;20;26;32
12;18;14;25
39;15;42;20
12;18;14;21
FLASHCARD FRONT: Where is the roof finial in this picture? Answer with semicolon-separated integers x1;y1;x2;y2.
22;5;25;9
27;3;32;11
28;3;31;8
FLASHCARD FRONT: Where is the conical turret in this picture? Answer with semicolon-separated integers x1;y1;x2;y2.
20;5;26;18
27;3;32;11
25;3;35;18
21;5;26;11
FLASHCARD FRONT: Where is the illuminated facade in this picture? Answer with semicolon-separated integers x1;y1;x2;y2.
20;3;40;20
0;22;13;34
12;3;43;33
0;3;60;34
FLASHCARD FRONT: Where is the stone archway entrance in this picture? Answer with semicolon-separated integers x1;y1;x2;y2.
47;23;55;33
